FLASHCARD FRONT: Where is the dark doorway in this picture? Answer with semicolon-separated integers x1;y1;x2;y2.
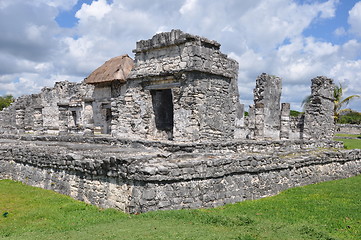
71;111;77;126
105;108;112;134
151;89;174;133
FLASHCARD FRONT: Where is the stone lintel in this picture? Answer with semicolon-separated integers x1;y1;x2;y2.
69;107;81;112
84;97;94;103
101;102;111;109
15;106;26;110
57;102;69;107
33;105;44;110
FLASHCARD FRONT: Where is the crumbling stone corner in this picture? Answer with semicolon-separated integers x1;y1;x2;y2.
303;76;335;140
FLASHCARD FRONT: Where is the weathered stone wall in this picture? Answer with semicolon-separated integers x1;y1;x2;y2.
172;72;239;141
41;81;94;134
0;81;126;135
0;135;359;213
336;124;361;135
289;115;304;140
111;81;154;139
0;94;42;134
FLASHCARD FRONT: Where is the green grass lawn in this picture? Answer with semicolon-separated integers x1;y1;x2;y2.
334;134;361;149
335;138;361;149
334;133;361;138
1;175;360;240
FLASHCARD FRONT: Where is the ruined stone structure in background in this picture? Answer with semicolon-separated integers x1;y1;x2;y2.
0;30;336;142
253;74;282;139
238;73;283;140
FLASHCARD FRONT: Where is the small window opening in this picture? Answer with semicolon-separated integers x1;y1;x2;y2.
71;111;77;126
105;108;112;134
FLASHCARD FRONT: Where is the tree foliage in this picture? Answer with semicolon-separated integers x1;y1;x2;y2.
0;95;14;111
338;111;361;124
290;110;302;117
333;84;360;123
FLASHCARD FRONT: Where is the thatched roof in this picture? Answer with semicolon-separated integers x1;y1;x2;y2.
84;55;134;84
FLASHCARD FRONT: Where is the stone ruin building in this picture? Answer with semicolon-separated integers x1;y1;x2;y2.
0;30;335;142
0;30;360;213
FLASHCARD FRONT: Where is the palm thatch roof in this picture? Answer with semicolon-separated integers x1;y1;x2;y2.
84;55;134;84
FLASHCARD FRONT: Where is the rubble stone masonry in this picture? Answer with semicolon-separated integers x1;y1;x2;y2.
0;135;360;213
0;30;359;213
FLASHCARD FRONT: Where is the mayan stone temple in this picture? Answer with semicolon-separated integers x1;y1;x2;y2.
0;30;360;213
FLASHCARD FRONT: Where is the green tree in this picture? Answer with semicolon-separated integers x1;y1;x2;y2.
333;84;360;123
290;110;302;117
338;110;361;124
0;95;14;111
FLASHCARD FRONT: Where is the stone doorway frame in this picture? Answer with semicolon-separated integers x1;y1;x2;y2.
150;89;174;140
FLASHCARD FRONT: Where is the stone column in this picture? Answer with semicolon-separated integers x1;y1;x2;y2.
33;107;43;133
83;99;94;136
253;73;282;139
303;76;335;140
280;103;290;140
58;103;69;135
15;107;25;130
234;103;246;139
247;104;256;139
254;103;265;139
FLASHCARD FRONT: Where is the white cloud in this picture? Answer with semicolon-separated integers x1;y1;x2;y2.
75;0;111;21
236;0;338;51
318;0;338;18
304;37;339;58
41;0;77;10
334;27;346;36
0;0;360;112
340;39;361;59
25;24;47;42
179;0;198;15
348;1;361;36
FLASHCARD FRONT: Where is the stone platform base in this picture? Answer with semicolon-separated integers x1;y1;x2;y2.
0;134;360;213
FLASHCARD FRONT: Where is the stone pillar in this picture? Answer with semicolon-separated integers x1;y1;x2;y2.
58;103;69;135
303;76;335;140
280;103;290;140
83;99;94;136
33;107;43;133
15;108;25;130
253;73;282;139
234;103;246;139
254;103;265;139
247;104;256;139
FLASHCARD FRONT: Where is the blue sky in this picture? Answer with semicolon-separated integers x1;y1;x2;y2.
0;0;360;111
55;0;97;28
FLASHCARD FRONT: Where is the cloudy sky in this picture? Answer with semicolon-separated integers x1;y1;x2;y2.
0;0;360;111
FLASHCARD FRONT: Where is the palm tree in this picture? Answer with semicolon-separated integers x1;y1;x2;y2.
333;84;360;123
